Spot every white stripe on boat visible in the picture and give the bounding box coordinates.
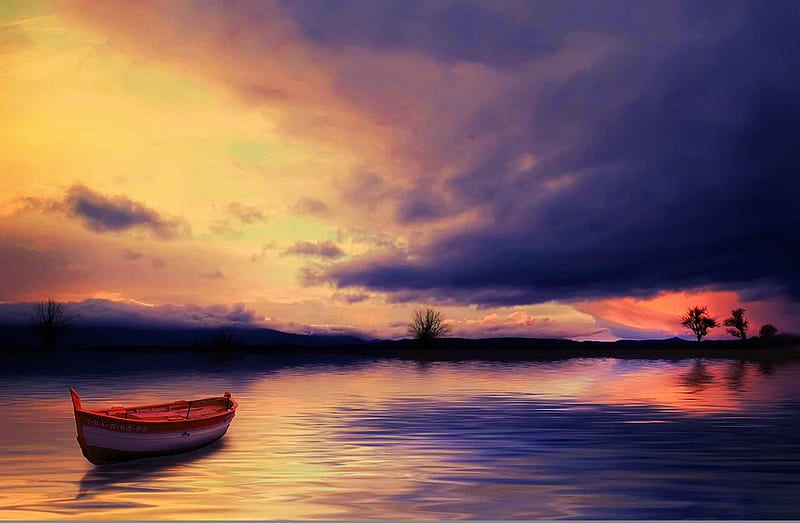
[82,420,232,453]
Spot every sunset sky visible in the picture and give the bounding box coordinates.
[1,0,798,340]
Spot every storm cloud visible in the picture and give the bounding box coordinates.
[308,1,800,305]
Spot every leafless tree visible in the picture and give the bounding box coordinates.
[33,299,69,350]
[723,308,749,340]
[408,308,451,349]
[680,306,717,342]
[759,324,778,338]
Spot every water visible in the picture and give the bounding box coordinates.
[1,354,799,519]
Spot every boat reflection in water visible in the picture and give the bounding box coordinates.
[75,439,226,501]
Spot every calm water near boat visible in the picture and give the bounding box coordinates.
[1,354,800,519]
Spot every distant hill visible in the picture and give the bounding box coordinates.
[0,324,371,350]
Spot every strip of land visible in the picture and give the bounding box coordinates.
[3,335,799,368]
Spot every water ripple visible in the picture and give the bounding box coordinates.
[1,357,799,518]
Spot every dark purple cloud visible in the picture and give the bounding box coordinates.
[283,240,345,259]
[65,184,188,239]
[395,190,450,224]
[0,299,256,328]
[312,1,800,306]
[280,0,689,67]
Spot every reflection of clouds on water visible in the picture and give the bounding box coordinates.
[326,394,800,519]
[2,358,800,519]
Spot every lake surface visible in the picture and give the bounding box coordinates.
[1,355,800,519]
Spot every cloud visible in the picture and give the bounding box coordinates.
[58,1,800,309]
[331,291,371,304]
[122,248,166,269]
[210,201,269,237]
[294,197,331,217]
[307,2,800,306]
[0,242,81,301]
[395,190,450,224]
[250,242,277,262]
[122,249,143,261]
[0,299,257,328]
[340,171,394,207]
[201,270,226,280]
[283,240,345,259]
[574,290,800,340]
[447,310,605,339]
[226,201,266,224]
[336,228,405,251]
[209,219,242,239]
[63,184,189,239]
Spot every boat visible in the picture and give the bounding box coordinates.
[69,388,237,465]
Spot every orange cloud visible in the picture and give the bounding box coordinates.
[575,290,793,339]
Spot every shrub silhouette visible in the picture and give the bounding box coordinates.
[680,306,717,342]
[759,324,778,338]
[723,308,749,340]
[408,308,451,349]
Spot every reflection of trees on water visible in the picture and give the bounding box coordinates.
[680,359,715,392]
[757,360,775,376]
[678,359,795,396]
[724,361,748,392]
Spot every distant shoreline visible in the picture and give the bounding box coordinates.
[261,336,800,362]
[3,336,799,369]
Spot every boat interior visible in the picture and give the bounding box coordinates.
[97,396,233,421]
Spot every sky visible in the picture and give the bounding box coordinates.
[1,0,798,340]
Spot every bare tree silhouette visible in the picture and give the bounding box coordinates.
[680,306,717,342]
[408,308,451,349]
[33,299,69,350]
[759,324,778,338]
[723,308,749,340]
